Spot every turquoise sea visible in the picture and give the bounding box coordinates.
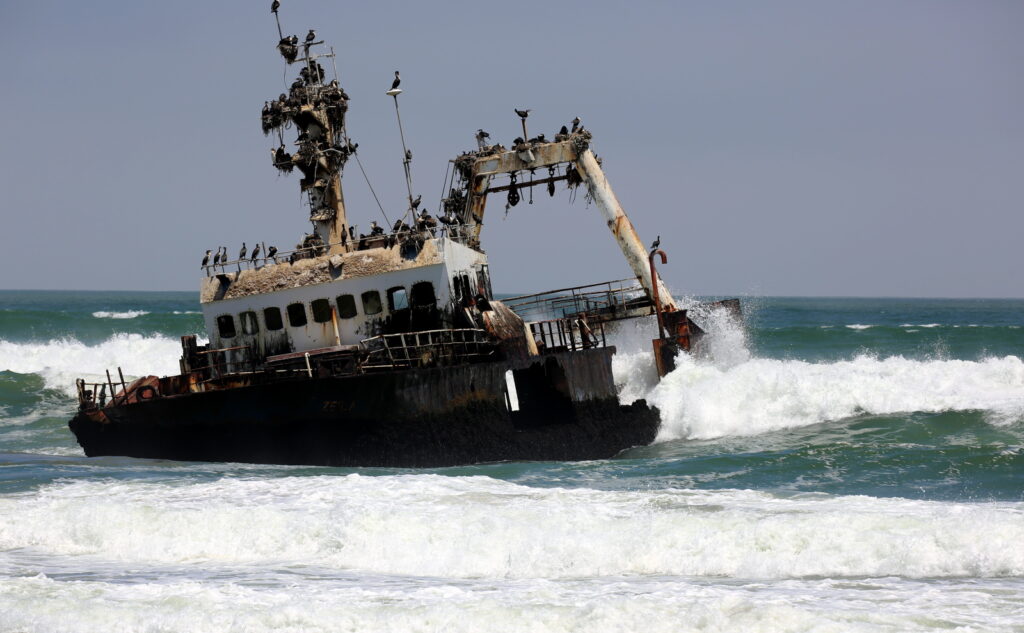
[0,290,1022,632]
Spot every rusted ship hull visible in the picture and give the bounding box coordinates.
[69,348,659,467]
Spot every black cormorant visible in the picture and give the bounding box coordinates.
[515,108,531,119]
[305,29,316,43]
[267,246,278,262]
[238,243,247,261]
[651,235,660,251]
[391,71,401,90]
[201,250,211,268]
[410,194,421,210]
[271,0,280,13]
[571,116,581,133]
[250,244,261,262]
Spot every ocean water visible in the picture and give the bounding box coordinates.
[0,290,1022,632]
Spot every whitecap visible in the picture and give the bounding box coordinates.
[92,310,150,319]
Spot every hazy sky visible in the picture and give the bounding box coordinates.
[0,1,1020,297]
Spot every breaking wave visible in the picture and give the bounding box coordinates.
[610,312,1024,441]
[0,334,188,395]
[91,310,150,319]
[1,476,1021,579]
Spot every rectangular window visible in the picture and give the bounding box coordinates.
[239,311,259,335]
[263,307,283,331]
[216,314,236,338]
[287,302,308,327]
[387,286,409,311]
[411,281,436,308]
[361,290,382,315]
[311,298,332,323]
[337,294,357,319]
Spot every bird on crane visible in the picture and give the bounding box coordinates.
[305,29,316,43]
[476,129,490,144]
[410,194,422,210]
[238,243,247,261]
[651,235,661,251]
[201,250,211,268]
[391,71,401,90]
[271,0,280,13]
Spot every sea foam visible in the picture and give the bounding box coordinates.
[609,313,1024,440]
[0,334,189,395]
[1,476,1021,580]
[91,310,150,319]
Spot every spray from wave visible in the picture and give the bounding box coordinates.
[1,476,1021,579]
[609,307,1024,441]
[0,334,190,395]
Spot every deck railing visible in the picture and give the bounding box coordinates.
[503,278,653,322]
[361,328,495,369]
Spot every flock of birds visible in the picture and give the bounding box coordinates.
[201,244,279,269]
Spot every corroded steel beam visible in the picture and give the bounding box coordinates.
[573,149,676,312]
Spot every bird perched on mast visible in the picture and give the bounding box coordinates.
[305,29,316,44]
[391,71,401,90]
[271,0,280,13]
[515,108,531,140]
[650,235,661,251]
[475,129,490,149]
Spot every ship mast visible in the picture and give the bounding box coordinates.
[262,21,354,255]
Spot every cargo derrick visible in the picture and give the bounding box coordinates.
[451,132,735,375]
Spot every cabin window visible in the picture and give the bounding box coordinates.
[239,311,260,335]
[387,286,409,311]
[216,315,236,338]
[411,281,436,308]
[337,294,357,319]
[263,307,283,331]
[287,302,308,327]
[361,290,382,315]
[476,264,492,299]
[311,298,333,323]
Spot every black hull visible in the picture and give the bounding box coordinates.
[69,350,659,467]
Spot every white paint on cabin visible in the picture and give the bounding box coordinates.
[201,237,490,359]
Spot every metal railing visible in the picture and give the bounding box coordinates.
[361,328,495,369]
[503,278,652,322]
[201,226,474,277]
[528,316,606,353]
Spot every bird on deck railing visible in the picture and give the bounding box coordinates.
[201,250,211,268]
[651,235,661,251]
[391,71,401,90]
[250,244,261,262]
[238,243,247,261]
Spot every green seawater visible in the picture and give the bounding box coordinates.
[0,291,1022,632]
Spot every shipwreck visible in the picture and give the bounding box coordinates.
[69,8,740,467]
